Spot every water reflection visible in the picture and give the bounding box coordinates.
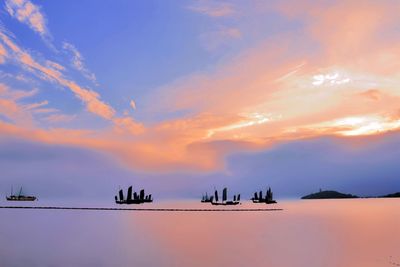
[0,199,399,267]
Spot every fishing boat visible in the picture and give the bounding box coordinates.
[211,187,240,206]
[6,186,37,201]
[252,187,277,204]
[115,186,153,204]
[201,192,214,203]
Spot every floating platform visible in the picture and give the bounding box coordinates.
[0,206,282,212]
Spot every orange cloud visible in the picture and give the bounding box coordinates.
[2,0,400,173]
[0,83,39,126]
[358,89,382,101]
[46,60,65,71]
[5,0,48,36]
[0,31,115,120]
[0,44,6,63]
[113,117,145,135]
[62,42,97,84]
[143,0,400,158]
[1,30,147,136]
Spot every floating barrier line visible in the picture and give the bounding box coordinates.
[0,206,283,212]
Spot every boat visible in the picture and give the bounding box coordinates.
[6,186,37,201]
[210,188,240,206]
[201,192,214,203]
[115,186,153,204]
[251,187,277,204]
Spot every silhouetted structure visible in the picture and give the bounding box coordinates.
[379,192,400,198]
[115,186,153,204]
[210,188,240,206]
[6,186,36,201]
[252,187,277,204]
[201,192,214,203]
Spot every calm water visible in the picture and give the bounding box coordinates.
[0,199,399,267]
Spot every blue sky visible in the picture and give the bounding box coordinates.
[1,0,400,199]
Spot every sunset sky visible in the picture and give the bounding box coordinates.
[1,0,400,199]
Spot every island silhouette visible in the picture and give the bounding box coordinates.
[302,189,400,199]
[301,190,358,199]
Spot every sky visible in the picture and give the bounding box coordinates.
[1,0,400,200]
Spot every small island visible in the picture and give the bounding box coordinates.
[301,190,359,199]
[379,192,400,198]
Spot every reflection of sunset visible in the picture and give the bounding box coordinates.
[124,200,400,267]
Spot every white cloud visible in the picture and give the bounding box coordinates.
[312,72,351,86]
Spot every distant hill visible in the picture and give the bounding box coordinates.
[379,192,400,198]
[301,190,359,199]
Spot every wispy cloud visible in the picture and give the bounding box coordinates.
[150,0,400,150]
[187,1,235,17]
[199,26,241,50]
[62,42,97,84]
[2,0,400,173]
[1,25,144,137]
[113,116,145,135]
[5,0,49,38]
[130,100,136,110]
[0,85,38,101]
[22,100,48,111]
[45,60,65,71]
[0,43,6,63]
[44,113,76,123]
[0,30,115,120]
[0,83,42,125]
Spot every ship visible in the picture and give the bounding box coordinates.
[6,186,37,201]
[251,187,277,204]
[210,187,240,206]
[115,186,153,204]
[201,192,214,203]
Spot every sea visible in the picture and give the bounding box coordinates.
[0,198,399,267]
